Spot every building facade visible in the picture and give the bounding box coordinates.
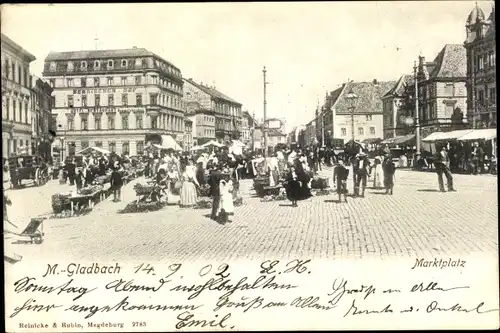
[43,47,185,157]
[184,98,215,145]
[415,45,468,138]
[184,117,193,151]
[241,111,255,148]
[183,78,242,144]
[304,119,317,146]
[30,76,53,158]
[1,34,36,158]
[464,4,496,129]
[382,74,413,139]
[318,80,395,145]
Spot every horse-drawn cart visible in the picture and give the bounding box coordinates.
[8,155,50,188]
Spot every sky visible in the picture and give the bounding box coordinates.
[1,1,494,131]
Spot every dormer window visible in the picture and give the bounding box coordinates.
[107,60,114,69]
[121,59,128,67]
[67,62,74,72]
[49,62,57,71]
[81,61,87,69]
[94,60,101,70]
[135,58,142,67]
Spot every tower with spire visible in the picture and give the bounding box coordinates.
[464,1,496,129]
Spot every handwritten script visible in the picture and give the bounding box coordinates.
[5,259,499,330]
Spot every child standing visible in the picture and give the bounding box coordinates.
[333,160,350,203]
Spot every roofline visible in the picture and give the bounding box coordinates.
[1,33,36,62]
[45,48,180,71]
[184,78,242,106]
[329,83,348,112]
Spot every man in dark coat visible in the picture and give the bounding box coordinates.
[471,142,484,175]
[434,145,456,192]
[208,164,222,221]
[382,150,396,195]
[353,151,371,197]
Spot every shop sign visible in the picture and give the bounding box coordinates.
[70,107,145,114]
[72,87,137,94]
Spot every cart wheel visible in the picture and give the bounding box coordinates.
[34,237,43,244]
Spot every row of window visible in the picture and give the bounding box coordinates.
[49,57,181,77]
[64,92,183,109]
[56,75,182,92]
[4,138,32,156]
[474,51,496,72]
[202,129,215,137]
[65,114,184,132]
[475,87,497,106]
[2,97,30,124]
[1,58,30,88]
[340,126,376,136]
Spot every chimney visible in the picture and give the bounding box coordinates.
[133,46,137,49]
[373,79,378,85]
[419,56,425,66]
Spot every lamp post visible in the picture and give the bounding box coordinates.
[345,88,359,151]
[413,61,421,161]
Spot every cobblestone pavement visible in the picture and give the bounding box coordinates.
[5,168,498,262]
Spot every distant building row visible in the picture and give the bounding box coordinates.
[2,34,53,158]
[2,35,246,158]
[294,4,496,148]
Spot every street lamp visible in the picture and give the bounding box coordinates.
[345,88,358,149]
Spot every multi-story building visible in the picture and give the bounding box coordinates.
[43,47,185,157]
[415,45,468,138]
[183,78,242,144]
[1,33,36,157]
[30,75,53,158]
[304,119,317,146]
[464,4,496,128]
[184,117,193,151]
[318,80,395,145]
[185,100,216,145]
[241,111,255,148]
[382,74,414,139]
[287,125,305,146]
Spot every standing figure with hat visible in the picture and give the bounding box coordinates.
[434,144,456,192]
[353,150,371,198]
[110,161,124,202]
[333,159,350,203]
[382,148,396,195]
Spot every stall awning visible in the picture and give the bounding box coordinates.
[362,138,382,144]
[161,135,183,151]
[423,130,474,142]
[202,140,224,148]
[422,132,447,142]
[380,137,397,144]
[458,129,497,141]
[392,134,416,145]
[77,146,111,155]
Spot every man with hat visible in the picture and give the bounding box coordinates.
[434,145,456,192]
[353,150,371,198]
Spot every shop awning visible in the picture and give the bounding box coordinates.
[76,147,111,155]
[201,140,224,148]
[422,132,447,142]
[161,135,183,151]
[458,129,497,141]
[392,134,416,145]
[362,138,382,144]
[380,137,397,144]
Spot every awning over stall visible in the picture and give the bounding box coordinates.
[161,135,183,151]
[458,129,497,141]
[422,130,474,142]
[392,134,416,145]
[76,147,111,155]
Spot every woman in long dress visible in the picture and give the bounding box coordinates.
[179,159,199,208]
[218,179,234,222]
[372,156,384,189]
[284,166,301,207]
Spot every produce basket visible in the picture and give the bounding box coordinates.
[134,183,155,196]
[51,194,71,214]
[198,184,211,197]
[119,201,166,214]
[311,177,329,189]
[195,197,212,209]
[78,185,103,195]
